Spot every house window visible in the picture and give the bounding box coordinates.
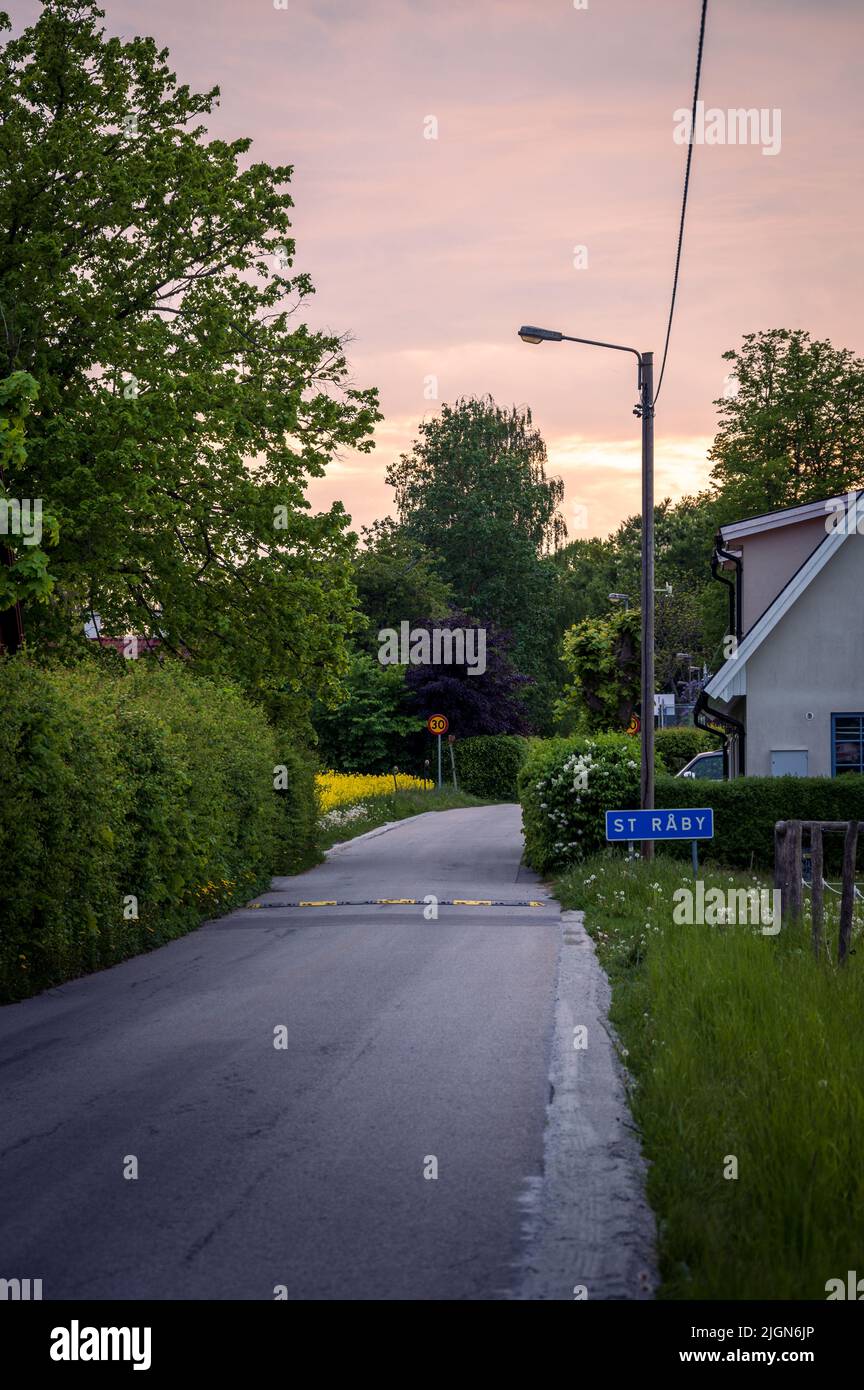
[832,714,864,775]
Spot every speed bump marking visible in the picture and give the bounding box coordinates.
[248,898,548,909]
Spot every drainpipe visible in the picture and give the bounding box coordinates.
[694,690,745,778]
[711,531,742,642]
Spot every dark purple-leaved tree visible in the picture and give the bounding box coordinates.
[404,615,533,737]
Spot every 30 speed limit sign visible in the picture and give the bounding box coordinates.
[427,714,449,736]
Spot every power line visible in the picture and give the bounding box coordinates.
[653,0,709,407]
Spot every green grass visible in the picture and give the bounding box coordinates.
[316,787,491,851]
[554,851,864,1299]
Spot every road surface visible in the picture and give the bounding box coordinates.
[1,806,568,1300]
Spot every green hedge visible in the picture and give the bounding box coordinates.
[519,730,864,873]
[0,659,319,1001]
[447,728,708,801]
[654,773,864,871]
[453,734,528,800]
[654,726,719,774]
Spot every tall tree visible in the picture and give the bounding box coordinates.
[0,1,379,715]
[387,397,565,622]
[386,396,565,728]
[352,518,452,655]
[709,329,864,517]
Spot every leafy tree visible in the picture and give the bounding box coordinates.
[609,495,722,596]
[312,651,421,773]
[553,535,620,636]
[0,1,379,715]
[553,494,728,677]
[352,518,451,655]
[654,587,707,692]
[404,614,532,738]
[556,608,641,733]
[386,396,566,729]
[0,371,59,650]
[709,329,864,516]
[387,398,566,600]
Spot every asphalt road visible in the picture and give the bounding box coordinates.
[0,805,565,1301]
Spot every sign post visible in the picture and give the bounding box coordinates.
[448,733,458,791]
[426,714,449,790]
[605,807,714,880]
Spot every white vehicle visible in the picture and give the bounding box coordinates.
[676,749,725,780]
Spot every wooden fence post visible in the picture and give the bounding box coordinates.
[775,821,789,930]
[774,821,786,893]
[781,820,802,930]
[789,820,803,924]
[810,825,824,961]
[838,820,859,965]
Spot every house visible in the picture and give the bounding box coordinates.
[84,614,163,658]
[697,491,864,778]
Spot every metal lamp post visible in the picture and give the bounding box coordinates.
[517,326,655,858]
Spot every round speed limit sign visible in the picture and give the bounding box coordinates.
[427,714,449,736]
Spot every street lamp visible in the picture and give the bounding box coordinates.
[518,327,564,344]
[676,651,700,679]
[518,323,656,858]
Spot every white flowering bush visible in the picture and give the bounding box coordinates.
[320,802,374,830]
[519,733,640,871]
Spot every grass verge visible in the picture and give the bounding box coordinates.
[317,787,492,851]
[554,850,864,1299]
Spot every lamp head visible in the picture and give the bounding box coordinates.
[518,325,563,345]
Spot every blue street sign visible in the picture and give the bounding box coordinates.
[605,808,714,841]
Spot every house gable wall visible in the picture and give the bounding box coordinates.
[744,532,864,777]
[736,514,828,635]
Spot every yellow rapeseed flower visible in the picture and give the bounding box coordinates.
[316,771,433,812]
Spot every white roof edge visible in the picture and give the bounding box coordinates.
[721,491,861,542]
[705,524,851,701]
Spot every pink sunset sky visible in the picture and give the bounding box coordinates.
[20,0,864,539]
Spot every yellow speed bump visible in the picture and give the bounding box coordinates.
[249,897,548,910]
